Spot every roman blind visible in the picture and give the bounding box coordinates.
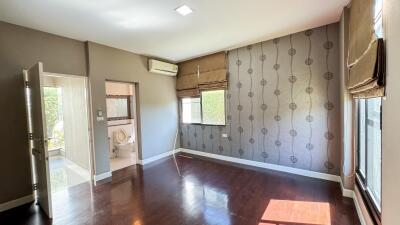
[347,0,385,98]
[176,52,228,97]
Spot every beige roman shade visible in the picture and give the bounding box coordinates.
[176,52,228,97]
[347,0,385,98]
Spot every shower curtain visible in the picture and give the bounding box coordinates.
[59,77,90,170]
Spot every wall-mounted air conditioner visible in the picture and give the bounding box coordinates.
[148,59,178,76]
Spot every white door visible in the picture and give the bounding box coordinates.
[23,62,53,218]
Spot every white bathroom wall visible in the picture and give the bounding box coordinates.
[56,75,91,170]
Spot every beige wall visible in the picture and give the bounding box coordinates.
[381,0,400,224]
[0,21,87,204]
[87,42,179,175]
[339,8,355,190]
[0,21,178,204]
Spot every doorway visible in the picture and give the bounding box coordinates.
[24,62,94,218]
[105,81,139,171]
[42,74,92,193]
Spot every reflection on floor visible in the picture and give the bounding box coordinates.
[109,152,136,172]
[0,155,361,225]
[49,156,90,193]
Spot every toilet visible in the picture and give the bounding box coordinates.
[113,128,134,158]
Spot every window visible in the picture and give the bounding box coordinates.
[201,90,226,125]
[182,97,201,124]
[356,97,382,219]
[106,95,131,120]
[181,90,226,125]
[374,0,383,38]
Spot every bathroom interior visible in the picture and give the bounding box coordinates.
[43,74,91,193]
[105,81,138,172]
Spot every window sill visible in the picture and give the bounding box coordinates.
[182,123,226,126]
[355,174,381,225]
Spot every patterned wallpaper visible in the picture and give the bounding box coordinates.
[180,23,340,175]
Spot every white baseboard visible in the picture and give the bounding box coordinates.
[339,178,355,198]
[94,171,112,183]
[138,150,175,165]
[0,194,34,213]
[353,190,366,225]
[178,148,341,182]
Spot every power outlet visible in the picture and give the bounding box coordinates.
[222,133,228,138]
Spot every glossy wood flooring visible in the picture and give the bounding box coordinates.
[0,154,360,225]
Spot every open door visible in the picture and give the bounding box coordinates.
[23,62,53,218]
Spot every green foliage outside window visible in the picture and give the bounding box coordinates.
[44,87,64,150]
[201,90,226,125]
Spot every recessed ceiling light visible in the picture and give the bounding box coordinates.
[175,5,193,16]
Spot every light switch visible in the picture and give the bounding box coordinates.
[222,133,228,138]
[97,109,103,117]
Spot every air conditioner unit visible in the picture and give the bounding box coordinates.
[148,59,178,76]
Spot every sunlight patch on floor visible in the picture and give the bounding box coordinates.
[260,199,331,225]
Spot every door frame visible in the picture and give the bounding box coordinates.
[104,80,142,168]
[42,72,95,183]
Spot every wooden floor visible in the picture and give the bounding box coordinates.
[0,154,360,225]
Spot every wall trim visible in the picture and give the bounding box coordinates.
[0,194,34,213]
[339,180,366,225]
[353,190,367,225]
[340,178,355,198]
[94,171,112,182]
[138,150,175,165]
[178,148,341,182]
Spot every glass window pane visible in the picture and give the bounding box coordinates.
[358,99,366,178]
[106,97,130,119]
[366,97,382,210]
[201,90,226,125]
[182,98,201,124]
[374,0,383,38]
[44,87,65,150]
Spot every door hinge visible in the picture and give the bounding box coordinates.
[25,81,30,88]
[28,133,33,140]
[32,183,38,191]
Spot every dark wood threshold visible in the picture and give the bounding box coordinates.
[355,178,381,225]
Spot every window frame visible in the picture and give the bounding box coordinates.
[355,98,382,225]
[180,90,226,126]
[181,96,202,125]
[106,95,132,121]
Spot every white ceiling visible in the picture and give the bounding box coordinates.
[0,0,349,62]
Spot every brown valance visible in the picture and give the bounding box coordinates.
[348,0,375,67]
[177,88,200,98]
[347,0,385,98]
[176,52,228,97]
[348,39,385,98]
